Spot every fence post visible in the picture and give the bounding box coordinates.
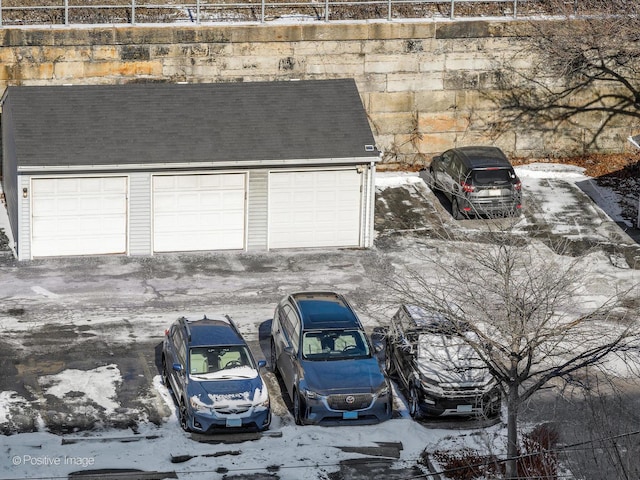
[65,0,69,25]
[0,0,2,28]
[387,0,391,21]
[131,0,136,25]
[261,0,265,22]
[325,0,329,22]
[450,0,455,19]
[196,0,201,24]
[513,0,517,18]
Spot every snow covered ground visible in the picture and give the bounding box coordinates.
[0,163,639,479]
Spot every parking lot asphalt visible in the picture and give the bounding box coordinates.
[1,169,639,479]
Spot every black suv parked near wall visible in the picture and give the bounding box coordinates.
[422,146,522,219]
[383,304,501,418]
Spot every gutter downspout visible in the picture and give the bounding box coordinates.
[364,159,377,248]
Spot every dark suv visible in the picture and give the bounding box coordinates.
[383,305,501,418]
[270,291,392,425]
[423,146,522,219]
[162,314,271,433]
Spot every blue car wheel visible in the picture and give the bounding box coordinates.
[179,402,190,432]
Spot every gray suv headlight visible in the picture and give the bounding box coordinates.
[302,388,320,400]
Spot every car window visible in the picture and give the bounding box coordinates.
[282,304,299,354]
[390,312,405,340]
[472,169,513,185]
[189,346,253,375]
[450,156,467,180]
[301,329,370,360]
[398,311,413,336]
[174,328,186,366]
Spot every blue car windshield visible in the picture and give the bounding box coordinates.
[301,329,370,360]
[189,346,253,375]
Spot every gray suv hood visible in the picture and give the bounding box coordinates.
[301,357,385,394]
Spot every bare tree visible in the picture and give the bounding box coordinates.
[489,0,640,151]
[373,226,639,478]
[535,372,640,480]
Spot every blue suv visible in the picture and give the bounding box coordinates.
[162,314,271,433]
[270,292,392,425]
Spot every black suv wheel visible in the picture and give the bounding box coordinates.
[408,384,420,418]
[451,198,463,220]
[384,346,395,377]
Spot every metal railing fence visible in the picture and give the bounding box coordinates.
[0,0,584,27]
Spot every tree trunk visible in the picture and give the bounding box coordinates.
[505,383,519,478]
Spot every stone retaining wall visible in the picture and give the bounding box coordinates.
[1,20,636,163]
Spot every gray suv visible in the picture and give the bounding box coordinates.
[270,291,392,426]
[423,146,522,219]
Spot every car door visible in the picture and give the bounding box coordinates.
[443,153,465,201]
[271,305,288,378]
[166,326,187,397]
[434,150,456,199]
[386,314,400,370]
[395,312,417,389]
[275,304,299,399]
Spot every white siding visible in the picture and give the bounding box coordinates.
[247,170,268,250]
[129,172,152,256]
[17,175,31,261]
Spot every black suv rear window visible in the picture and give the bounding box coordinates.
[472,169,514,185]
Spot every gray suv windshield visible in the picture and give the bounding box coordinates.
[301,329,370,360]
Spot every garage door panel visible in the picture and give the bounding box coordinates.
[31,177,128,257]
[269,170,362,249]
[153,173,246,253]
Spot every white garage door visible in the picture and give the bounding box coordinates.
[31,177,128,257]
[153,173,246,252]
[269,170,362,248]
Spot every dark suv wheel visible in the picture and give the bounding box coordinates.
[428,169,438,192]
[451,198,463,220]
[293,389,305,425]
[408,384,420,418]
[270,338,278,374]
[384,346,395,377]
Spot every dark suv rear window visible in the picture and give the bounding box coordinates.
[472,168,514,185]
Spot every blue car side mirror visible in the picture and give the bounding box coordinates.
[172,363,183,373]
[257,360,267,369]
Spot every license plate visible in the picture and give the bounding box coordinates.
[343,411,358,420]
[457,404,473,413]
[488,189,502,196]
[226,418,242,427]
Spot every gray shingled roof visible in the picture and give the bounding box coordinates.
[4,79,379,168]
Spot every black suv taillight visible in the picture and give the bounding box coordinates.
[460,181,475,193]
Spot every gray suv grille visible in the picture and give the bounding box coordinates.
[328,394,373,411]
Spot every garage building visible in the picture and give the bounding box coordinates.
[1,80,379,260]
